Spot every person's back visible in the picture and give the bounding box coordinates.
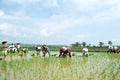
[66,47,71,53]
[113,46,118,53]
[82,48,88,56]
[9,43,16,53]
[113,46,118,50]
[16,44,20,49]
[2,43,8,51]
[108,46,113,50]
[62,47,67,52]
[42,45,50,57]
[1,41,8,60]
[16,43,21,52]
[37,47,41,49]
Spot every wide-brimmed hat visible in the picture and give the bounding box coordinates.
[2,41,7,44]
[17,43,20,45]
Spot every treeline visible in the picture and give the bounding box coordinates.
[71,41,113,47]
[25,40,120,52]
[23,45,119,52]
[0,40,120,52]
[70,41,120,52]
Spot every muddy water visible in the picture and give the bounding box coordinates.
[29,51,84,57]
[0,51,97,61]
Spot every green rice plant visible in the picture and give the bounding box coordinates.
[0,52,120,80]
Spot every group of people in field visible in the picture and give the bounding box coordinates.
[36,46,89,58]
[1,41,119,60]
[36,45,50,57]
[1,41,28,60]
[1,41,52,60]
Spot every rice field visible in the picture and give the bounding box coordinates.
[0,52,120,80]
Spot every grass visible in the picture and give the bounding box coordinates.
[0,52,120,80]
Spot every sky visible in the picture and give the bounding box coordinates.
[0,0,120,45]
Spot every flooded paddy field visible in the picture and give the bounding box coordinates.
[0,51,120,80]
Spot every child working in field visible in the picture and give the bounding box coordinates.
[1,41,8,60]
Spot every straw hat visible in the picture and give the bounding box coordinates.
[2,41,7,44]
[17,43,20,45]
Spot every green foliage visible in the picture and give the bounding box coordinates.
[99,42,104,47]
[0,53,120,80]
[72,53,76,56]
[108,40,112,46]
[82,42,87,47]
[71,42,81,47]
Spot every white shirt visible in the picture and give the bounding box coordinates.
[9,45,15,48]
[17,45,20,48]
[37,47,41,49]
[62,47,67,51]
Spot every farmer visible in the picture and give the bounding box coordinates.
[107,46,119,53]
[9,43,16,53]
[59,46,71,58]
[9,43,17,60]
[36,46,41,56]
[1,41,8,60]
[82,48,88,56]
[107,46,113,53]
[22,48,28,58]
[16,43,21,53]
[113,46,118,53]
[42,45,50,57]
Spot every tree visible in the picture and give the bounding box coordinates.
[108,40,112,46]
[75,42,81,47]
[99,42,104,47]
[75,42,80,47]
[82,42,87,47]
[71,42,81,47]
[71,44,76,47]
[87,44,91,47]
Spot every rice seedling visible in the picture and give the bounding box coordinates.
[0,52,120,80]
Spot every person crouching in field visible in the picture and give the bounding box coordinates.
[107,46,119,53]
[59,47,71,58]
[82,48,89,56]
[107,46,113,53]
[1,41,8,60]
[9,43,17,53]
[16,43,21,53]
[21,48,28,59]
[42,45,50,57]
[36,46,41,56]
[9,43,17,60]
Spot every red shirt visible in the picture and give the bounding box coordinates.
[60,47,71,54]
